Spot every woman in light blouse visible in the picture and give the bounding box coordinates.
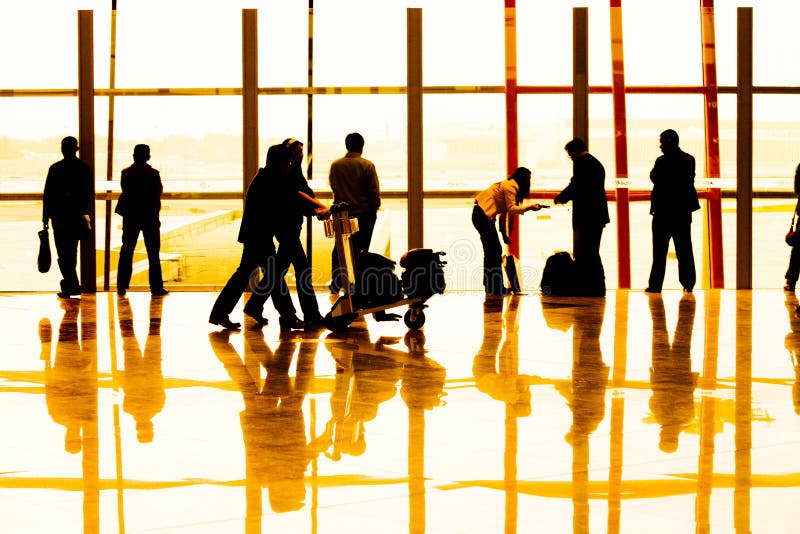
[472,167,543,296]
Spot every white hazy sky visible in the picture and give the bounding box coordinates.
[1,0,799,141]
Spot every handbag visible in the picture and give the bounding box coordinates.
[37,227,51,273]
[788,207,800,247]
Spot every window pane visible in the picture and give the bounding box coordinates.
[622,0,701,85]
[0,98,78,189]
[314,1,406,87]
[309,95,406,190]
[425,94,505,189]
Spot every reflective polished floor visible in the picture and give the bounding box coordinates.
[2,290,800,533]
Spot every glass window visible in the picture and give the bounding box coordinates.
[518,95,574,187]
[517,3,574,86]
[622,0,701,86]
[108,96,242,192]
[113,1,244,88]
[417,0,503,86]
[425,94,505,190]
[313,1,407,87]
[0,98,78,188]
[309,94,406,189]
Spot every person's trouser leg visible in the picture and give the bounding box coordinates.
[117,218,140,291]
[53,220,80,293]
[246,241,297,319]
[786,243,800,285]
[211,245,261,318]
[574,226,605,295]
[672,220,696,291]
[648,218,670,291]
[472,205,503,294]
[142,220,164,291]
[277,230,319,319]
[353,211,377,254]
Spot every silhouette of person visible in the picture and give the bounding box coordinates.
[209,144,304,331]
[562,300,609,445]
[42,136,93,299]
[400,330,447,412]
[322,329,405,460]
[472,297,534,416]
[44,298,97,453]
[272,138,325,327]
[645,129,701,294]
[118,296,166,443]
[784,292,800,414]
[784,163,800,291]
[242,142,330,331]
[472,167,542,296]
[554,138,609,297]
[209,327,321,513]
[328,132,382,295]
[648,293,698,452]
[115,144,169,296]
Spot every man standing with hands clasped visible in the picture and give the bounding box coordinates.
[645,129,700,294]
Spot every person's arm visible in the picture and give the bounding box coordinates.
[42,167,53,227]
[367,162,381,211]
[554,179,574,205]
[297,190,329,216]
[499,213,510,244]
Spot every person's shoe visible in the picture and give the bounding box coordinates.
[644,287,661,293]
[209,313,241,330]
[303,313,325,329]
[243,306,269,326]
[279,316,307,332]
[784,281,796,292]
[151,288,169,296]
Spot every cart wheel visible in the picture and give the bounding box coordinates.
[404,308,426,330]
[324,312,356,332]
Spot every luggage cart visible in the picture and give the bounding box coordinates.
[323,203,446,332]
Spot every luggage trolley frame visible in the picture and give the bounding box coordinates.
[323,204,445,332]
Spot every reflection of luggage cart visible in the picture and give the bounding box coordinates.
[323,203,446,332]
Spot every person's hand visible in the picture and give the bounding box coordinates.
[527,203,542,212]
[314,207,331,220]
[501,233,511,245]
[82,214,92,231]
[42,220,48,230]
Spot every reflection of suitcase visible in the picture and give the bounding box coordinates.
[540,251,575,296]
[503,246,521,294]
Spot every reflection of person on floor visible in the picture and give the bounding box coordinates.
[472,297,534,416]
[118,296,166,443]
[43,299,97,453]
[648,293,697,452]
[401,330,447,411]
[562,300,609,445]
[209,328,320,512]
[322,330,405,459]
[784,292,800,414]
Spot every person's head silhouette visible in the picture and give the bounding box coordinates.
[133,144,151,163]
[61,136,78,158]
[659,129,680,154]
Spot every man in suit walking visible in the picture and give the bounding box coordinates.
[645,129,700,294]
[115,144,168,296]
